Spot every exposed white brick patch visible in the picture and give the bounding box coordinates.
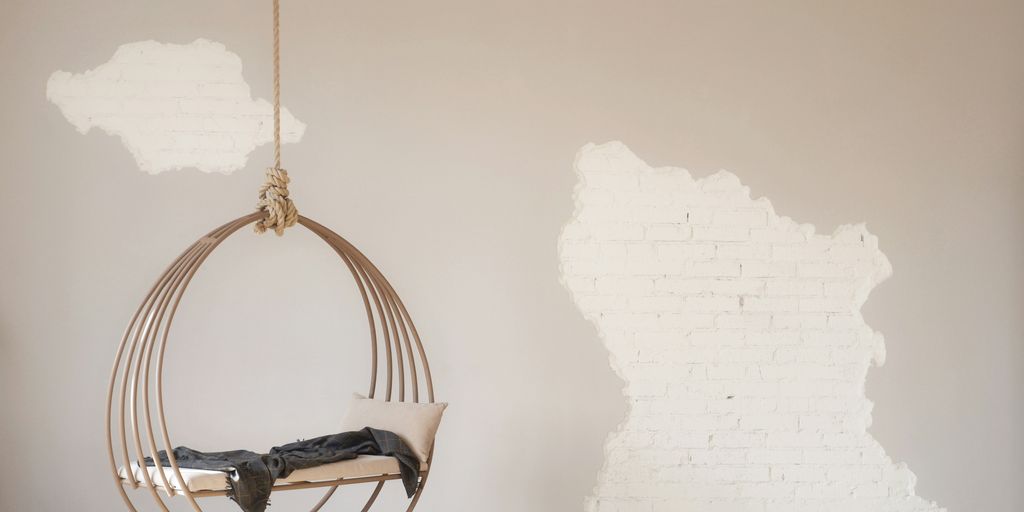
[559,142,944,512]
[46,39,305,174]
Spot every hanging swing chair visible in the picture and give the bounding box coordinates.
[105,2,439,511]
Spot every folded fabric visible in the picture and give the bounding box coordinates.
[146,427,419,512]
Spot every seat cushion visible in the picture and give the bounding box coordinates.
[119,455,426,493]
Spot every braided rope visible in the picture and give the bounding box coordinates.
[256,0,297,236]
[271,0,282,170]
[255,166,298,235]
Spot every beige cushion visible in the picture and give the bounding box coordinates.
[118,455,427,492]
[340,394,447,463]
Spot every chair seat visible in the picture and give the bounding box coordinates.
[119,456,426,493]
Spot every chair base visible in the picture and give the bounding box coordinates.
[120,470,427,511]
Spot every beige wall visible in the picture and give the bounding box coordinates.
[1,1,1021,511]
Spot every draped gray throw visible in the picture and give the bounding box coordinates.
[147,427,420,512]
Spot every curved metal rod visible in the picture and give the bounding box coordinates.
[119,247,194,488]
[122,242,210,509]
[336,241,394,400]
[187,473,408,498]
[361,481,386,511]
[108,215,244,511]
[301,238,385,509]
[154,214,259,512]
[389,291,434,404]
[302,217,397,401]
[333,248,387,399]
[299,216,431,402]
[109,212,437,512]
[308,484,338,512]
[366,269,433,404]
[354,250,404,402]
[313,230,381,399]
[379,275,419,402]
[405,472,430,512]
[360,254,430,403]
[107,241,202,511]
[299,221,407,512]
[358,257,411,403]
[306,220,395,401]
[138,244,212,498]
[405,445,435,512]
[305,476,384,512]
[129,244,208,507]
[300,216,435,403]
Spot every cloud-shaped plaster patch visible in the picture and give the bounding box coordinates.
[47,39,305,174]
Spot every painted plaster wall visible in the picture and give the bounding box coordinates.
[1,2,1022,512]
[560,142,942,511]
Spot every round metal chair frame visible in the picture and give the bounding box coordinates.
[105,212,436,512]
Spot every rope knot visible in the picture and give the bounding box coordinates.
[255,166,298,235]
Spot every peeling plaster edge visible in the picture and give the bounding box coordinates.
[556,142,631,503]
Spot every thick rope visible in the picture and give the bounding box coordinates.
[271,0,282,170]
[255,167,298,235]
[255,0,297,235]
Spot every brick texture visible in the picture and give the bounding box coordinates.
[559,142,944,512]
[46,39,305,174]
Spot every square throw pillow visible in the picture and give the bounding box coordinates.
[340,394,447,463]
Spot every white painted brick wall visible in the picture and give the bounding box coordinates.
[559,142,944,512]
[46,39,305,174]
